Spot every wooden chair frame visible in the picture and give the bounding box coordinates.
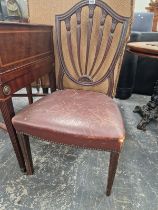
[13,0,134,196]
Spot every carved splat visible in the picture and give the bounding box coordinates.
[55,0,130,96]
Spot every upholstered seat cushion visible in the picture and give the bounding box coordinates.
[12,89,125,152]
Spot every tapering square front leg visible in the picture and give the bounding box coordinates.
[19,134,34,175]
[106,152,119,196]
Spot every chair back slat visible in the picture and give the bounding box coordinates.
[91,18,117,79]
[85,5,95,74]
[65,17,80,77]
[76,8,83,75]
[89,9,107,76]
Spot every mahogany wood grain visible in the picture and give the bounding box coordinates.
[0,98,26,171]
[0,22,56,171]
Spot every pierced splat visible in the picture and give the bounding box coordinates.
[56,0,130,95]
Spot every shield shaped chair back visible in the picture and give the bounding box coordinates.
[55,0,134,97]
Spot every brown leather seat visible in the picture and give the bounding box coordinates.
[12,89,125,152]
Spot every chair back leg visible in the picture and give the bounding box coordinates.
[19,133,34,175]
[26,86,33,104]
[106,152,119,196]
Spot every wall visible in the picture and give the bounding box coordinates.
[135,0,150,11]
[17,0,29,18]
[28,0,133,25]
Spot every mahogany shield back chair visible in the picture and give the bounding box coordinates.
[12,0,134,196]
